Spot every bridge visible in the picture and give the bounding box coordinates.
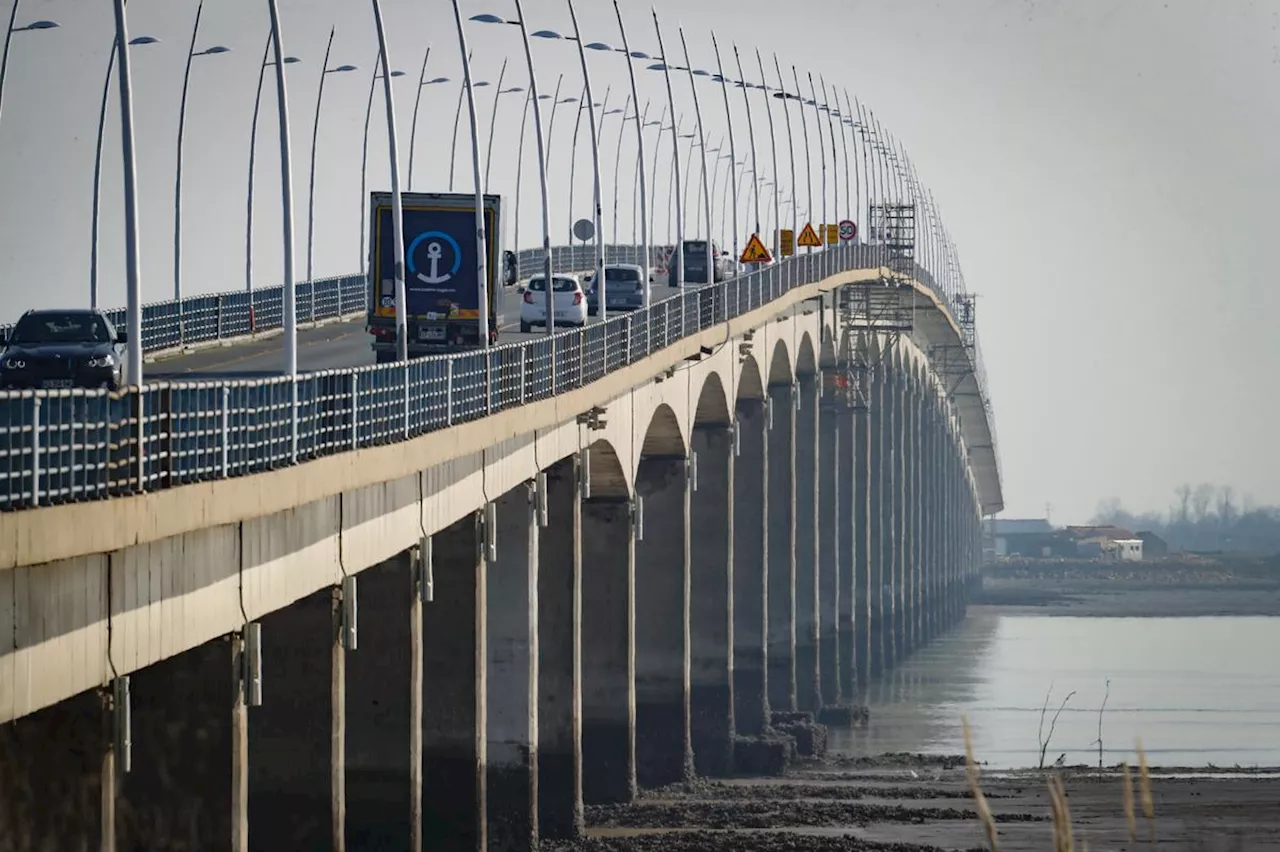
[0,6,1001,850]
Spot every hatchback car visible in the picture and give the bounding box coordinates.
[668,239,733,285]
[0,308,127,390]
[519,274,588,332]
[585,264,652,315]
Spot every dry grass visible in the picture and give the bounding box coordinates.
[965,725,1157,851]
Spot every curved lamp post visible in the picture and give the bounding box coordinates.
[0,10,58,137]
[109,0,143,390]
[729,44,761,248]
[770,53,799,246]
[709,36,740,264]
[92,34,159,309]
[307,32,358,301]
[677,27,713,287]
[174,1,231,310]
[470,6,555,336]
[512,87,557,257]
[449,71,489,191]
[246,33,302,296]
[532,3,606,319]
[369,0,408,361]
[485,80,524,190]
[647,14,684,289]
[447,0,492,350]
[359,63,405,272]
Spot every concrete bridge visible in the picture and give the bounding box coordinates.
[0,246,1000,850]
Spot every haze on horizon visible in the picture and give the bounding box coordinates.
[0,0,1274,524]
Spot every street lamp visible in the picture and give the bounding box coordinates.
[449,72,490,191]
[768,54,800,251]
[485,77,524,191]
[92,35,160,310]
[513,86,558,258]
[370,0,409,362]
[107,0,143,391]
[246,33,302,297]
[0,7,58,132]
[359,63,405,273]
[646,14,683,289]
[174,1,232,310]
[449,0,492,350]
[469,6,555,337]
[307,30,357,299]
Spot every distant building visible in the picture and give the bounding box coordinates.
[1064,524,1136,542]
[984,519,1077,558]
[1137,531,1169,558]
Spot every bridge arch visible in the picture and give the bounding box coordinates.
[735,348,765,402]
[796,332,818,378]
[585,437,630,499]
[692,371,732,428]
[767,338,793,388]
[639,403,686,460]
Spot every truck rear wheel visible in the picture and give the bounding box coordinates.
[520,321,531,333]
[375,349,395,364]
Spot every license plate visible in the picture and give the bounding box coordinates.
[41,379,73,389]
[418,326,446,341]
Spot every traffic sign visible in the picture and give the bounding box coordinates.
[838,219,857,242]
[825,224,839,245]
[797,222,822,248]
[779,229,795,257]
[572,218,595,241]
[739,232,772,264]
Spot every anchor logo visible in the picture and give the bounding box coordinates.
[407,230,463,285]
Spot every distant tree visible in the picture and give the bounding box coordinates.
[1173,484,1192,525]
[1191,484,1215,522]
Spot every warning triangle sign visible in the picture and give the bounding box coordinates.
[739,232,772,264]
[797,222,822,248]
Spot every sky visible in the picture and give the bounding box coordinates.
[1,0,1277,524]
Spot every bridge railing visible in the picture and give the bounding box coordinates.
[0,244,674,360]
[0,243,989,511]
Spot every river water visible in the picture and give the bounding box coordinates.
[829,607,1280,769]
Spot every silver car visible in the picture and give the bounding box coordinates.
[585,264,653,314]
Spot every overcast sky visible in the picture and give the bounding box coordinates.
[1,0,1276,523]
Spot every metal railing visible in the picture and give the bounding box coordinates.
[0,242,993,511]
[0,244,675,359]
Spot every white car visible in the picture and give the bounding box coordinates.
[519,273,588,332]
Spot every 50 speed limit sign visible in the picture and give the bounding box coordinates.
[837,220,857,242]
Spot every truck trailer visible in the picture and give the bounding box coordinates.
[366,190,508,362]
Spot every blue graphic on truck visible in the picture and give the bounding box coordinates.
[373,204,494,320]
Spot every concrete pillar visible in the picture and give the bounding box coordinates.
[422,513,486,848]
[0,688,108,850]
[888,367,904,670]
[634,454,693,788]
[487,484,539,852]
[837,397,858,700]
[766,382,796,714]
[117,639,235,850]
[923,404,939,644]
[537,457,583,838]
[902,383,919,656]
[868,364,886,678]
[249,587,341,850]
[853,363,872,691]
[580,493,636,804]
[345,556,412,850]
[910,389,925,652]
[733,398,770,736]
[689,424,735,777]
[793,374,821,715]
[816,375,841,708]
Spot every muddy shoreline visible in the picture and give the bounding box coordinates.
[976,572,1280,617]
[545,754,1280,851]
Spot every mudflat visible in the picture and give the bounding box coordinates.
[544,755,1280,851]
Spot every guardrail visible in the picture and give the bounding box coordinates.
[0,244,675,359]
[0,242,991,511]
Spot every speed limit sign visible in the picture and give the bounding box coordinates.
[838,219,857,242]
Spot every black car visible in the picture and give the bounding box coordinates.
[1,309,127,391]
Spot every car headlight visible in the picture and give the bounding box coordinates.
[2,358,25,369]
[87,353,117,368]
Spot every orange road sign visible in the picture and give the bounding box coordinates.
[825,224,839,245]
[779,229,795,257]
[797,222,822,248]
[740,232,773,263]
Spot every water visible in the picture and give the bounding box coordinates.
[829,608,1280,769]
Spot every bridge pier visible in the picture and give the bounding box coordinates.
[248,586,342,850]
[888,368,904,673]
[580,495,636,804]
[793,373,821,716]
[117,639,236,850]
[766,382,797,716]
[537,458,583,838]
[816,378,841,709]
[732,399,770,738]
[869,364,887,679]
[838,396,860,700]
[854,374,872,692]
[345,555,413,850]
[0,688,109,851]
[689,424,735,778]
[487,484,539,852]
[421,513,486,848]
[633,455,694,788]
[902,382,920,657]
